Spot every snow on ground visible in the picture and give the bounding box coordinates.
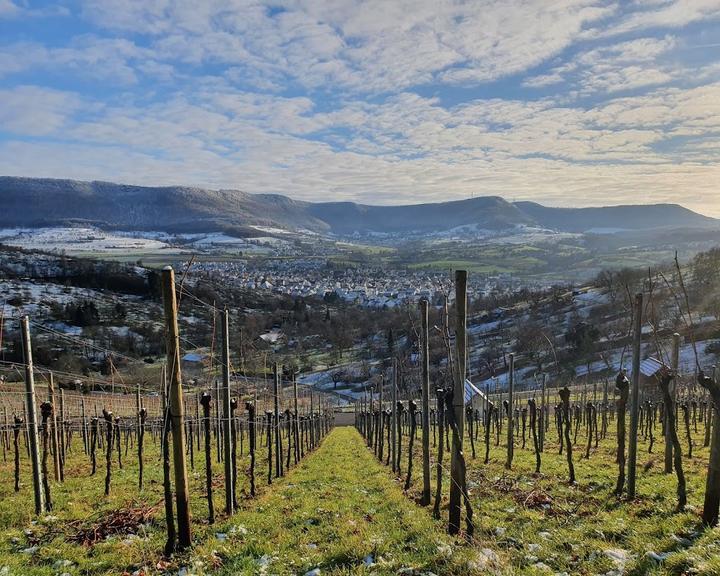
[0,227,181,255]
[250,225,293,235]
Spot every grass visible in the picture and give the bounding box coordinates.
[397,411,720,575]
[3,414,720,575]
[0,427,486,575]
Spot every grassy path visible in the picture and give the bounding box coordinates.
[191,427,489,575]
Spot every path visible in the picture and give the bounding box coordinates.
[194,427,489,575]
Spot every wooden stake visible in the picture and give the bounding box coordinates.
[47,373,61,482]
[200,392,215,523]
[161,266,192,549]
[274,363,281,477]
[221,309,234,515]
[627,292,643,499]
[391,359,398,473]
[20,316,44,515]
[506,353,514,470]
[449,270,467,536]
[420,299,431,506]
[665,334,680,473]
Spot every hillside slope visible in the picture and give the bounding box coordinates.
[1,176,716,236]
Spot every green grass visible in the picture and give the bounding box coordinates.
[3,416,720,575]
[0,427,486,575]
[397,414,720,575]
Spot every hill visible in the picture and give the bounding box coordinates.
[1,176,716,236]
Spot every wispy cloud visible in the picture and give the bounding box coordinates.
[0,1,719,215]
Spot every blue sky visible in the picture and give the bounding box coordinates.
[1,1,719,215]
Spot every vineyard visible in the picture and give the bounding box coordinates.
[1,266,720,575]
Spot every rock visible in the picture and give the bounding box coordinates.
[304,569,321,576]
[532,562,552,572]
[528,543,541,552]
[364,554,375,567]
[52,560,74,569]
[256,555,272,567]
[436,543,453,557]
[494,527,506,537]
[21,546,38,554]
[671,534,692,547]
[215,533,227,542]
[604,549,632,571]
[538,531,552,540]
[646,551,670,562]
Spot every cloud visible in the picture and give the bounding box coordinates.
[586,0,720,37]
[0,36,150,84]
[0,85,82,135]
[0,0,20,18]
[74,0,616,92]
[1,0,720,216]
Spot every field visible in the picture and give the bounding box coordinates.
[2,409,720,575]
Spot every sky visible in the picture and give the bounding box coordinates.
[0,1,719,215]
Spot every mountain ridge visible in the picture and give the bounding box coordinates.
[1,176,716,236]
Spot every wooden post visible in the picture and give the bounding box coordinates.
[138,407,147,490]
[160,367,176,556]
[20,316,44,515]
[391,360,398,473]
[246,401,256,497]
[420,299,431,506]
[433,388,445,519]
[103,409,113,495]
[14,416,23,492]
[47,373,61,483]
[293,373,300,465]
[215,380,221,463]
[200,393,215,523]
[161,266,192,549]
[540,372,546,452]
[449,270,467,535]
[274,363,281,477]
[59,389,66,468]
[627,292,643,499]
[81,398,88,457]
[665,334,680,474]
[221,309,234,515]
[39,402,53,511]
[506,353,515,469]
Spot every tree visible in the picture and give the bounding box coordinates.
[565,321,599,357]
[386,328,395,357]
